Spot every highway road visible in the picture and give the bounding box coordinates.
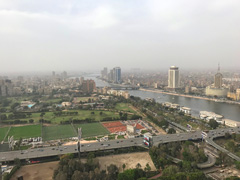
[205,126,240,161]
[197,149,216,169]
[0,137,144,162]
[1,127,240,163]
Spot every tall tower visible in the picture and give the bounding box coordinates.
[168,66,180,88]
[214,63,223,88]
[114,67,121,84]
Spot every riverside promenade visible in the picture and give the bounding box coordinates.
[140,88,240,105]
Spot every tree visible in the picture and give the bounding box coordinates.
[0,114,7,120]
[40,112,45,118]
[136,163,141,169]
[118,169,135,180]
[225,132,231,139]
[11,102,20,110]
[119,112,123,117]
[99,111,103,116]
[168,128,176,134]
[162,165,179,176]
[144,163,151,172]
[107,164,119,180]
[122,163,126,171]
[209,119,218,129]
[91,111,95,115]
[29,119,34,123]
[27,113,32,117]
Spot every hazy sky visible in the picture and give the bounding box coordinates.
[0,0,240,73]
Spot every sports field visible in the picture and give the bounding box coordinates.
[74,123,109,138]
[0,127,9,141]
[115,103,137,114]
[8,125,41,140]
[42,125,77,141]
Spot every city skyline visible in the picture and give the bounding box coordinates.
[0,0,240,73]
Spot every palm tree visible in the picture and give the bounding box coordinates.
[136,163,141,169]
[122,163,126,171]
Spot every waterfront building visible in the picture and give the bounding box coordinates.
[224,119,240,127]
[227,89,240,101]
[168,66,180,89]
[205,64,229,97]
[199,111,223,124]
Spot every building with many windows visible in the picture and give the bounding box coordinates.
[82,79,96,94]
[168,66,180,89]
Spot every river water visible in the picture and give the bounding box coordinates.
[84,75,240,121]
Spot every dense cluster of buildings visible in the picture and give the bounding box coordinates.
[101,67,121,84]
[97,86,130,99]
[0,72,97,97]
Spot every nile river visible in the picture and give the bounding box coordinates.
[84,75,240,122]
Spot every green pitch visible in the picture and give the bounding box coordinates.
[115,103,137,114]
[8,125,41,140]
[42,125,77,141]
[0,127,9,142]
[74,123,109,138]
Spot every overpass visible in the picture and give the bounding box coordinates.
[204,127,240,161]
[1,127,240,163]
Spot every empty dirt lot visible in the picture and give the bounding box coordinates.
[11,161,58,180]
[97,152,156,171]
[11,152,155,179]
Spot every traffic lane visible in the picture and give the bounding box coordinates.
[0,138,144,162]
[152,131,202,145]
[197,151,216,169]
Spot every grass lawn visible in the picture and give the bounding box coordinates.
[42,125,77,141]
[74,123,109,138]
[8,125,41,140]
[117,135,125,139]
[115,103,137,114]
[5,110,120,124]
[0,127,9,141]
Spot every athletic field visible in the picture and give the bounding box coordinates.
[42,125,77,141]
[0,127,9,142]
[7,125,41,140]
[74,123,109,138]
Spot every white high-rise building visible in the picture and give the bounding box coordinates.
[168,66,180,88]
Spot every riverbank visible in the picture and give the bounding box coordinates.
[140,88,240,106]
